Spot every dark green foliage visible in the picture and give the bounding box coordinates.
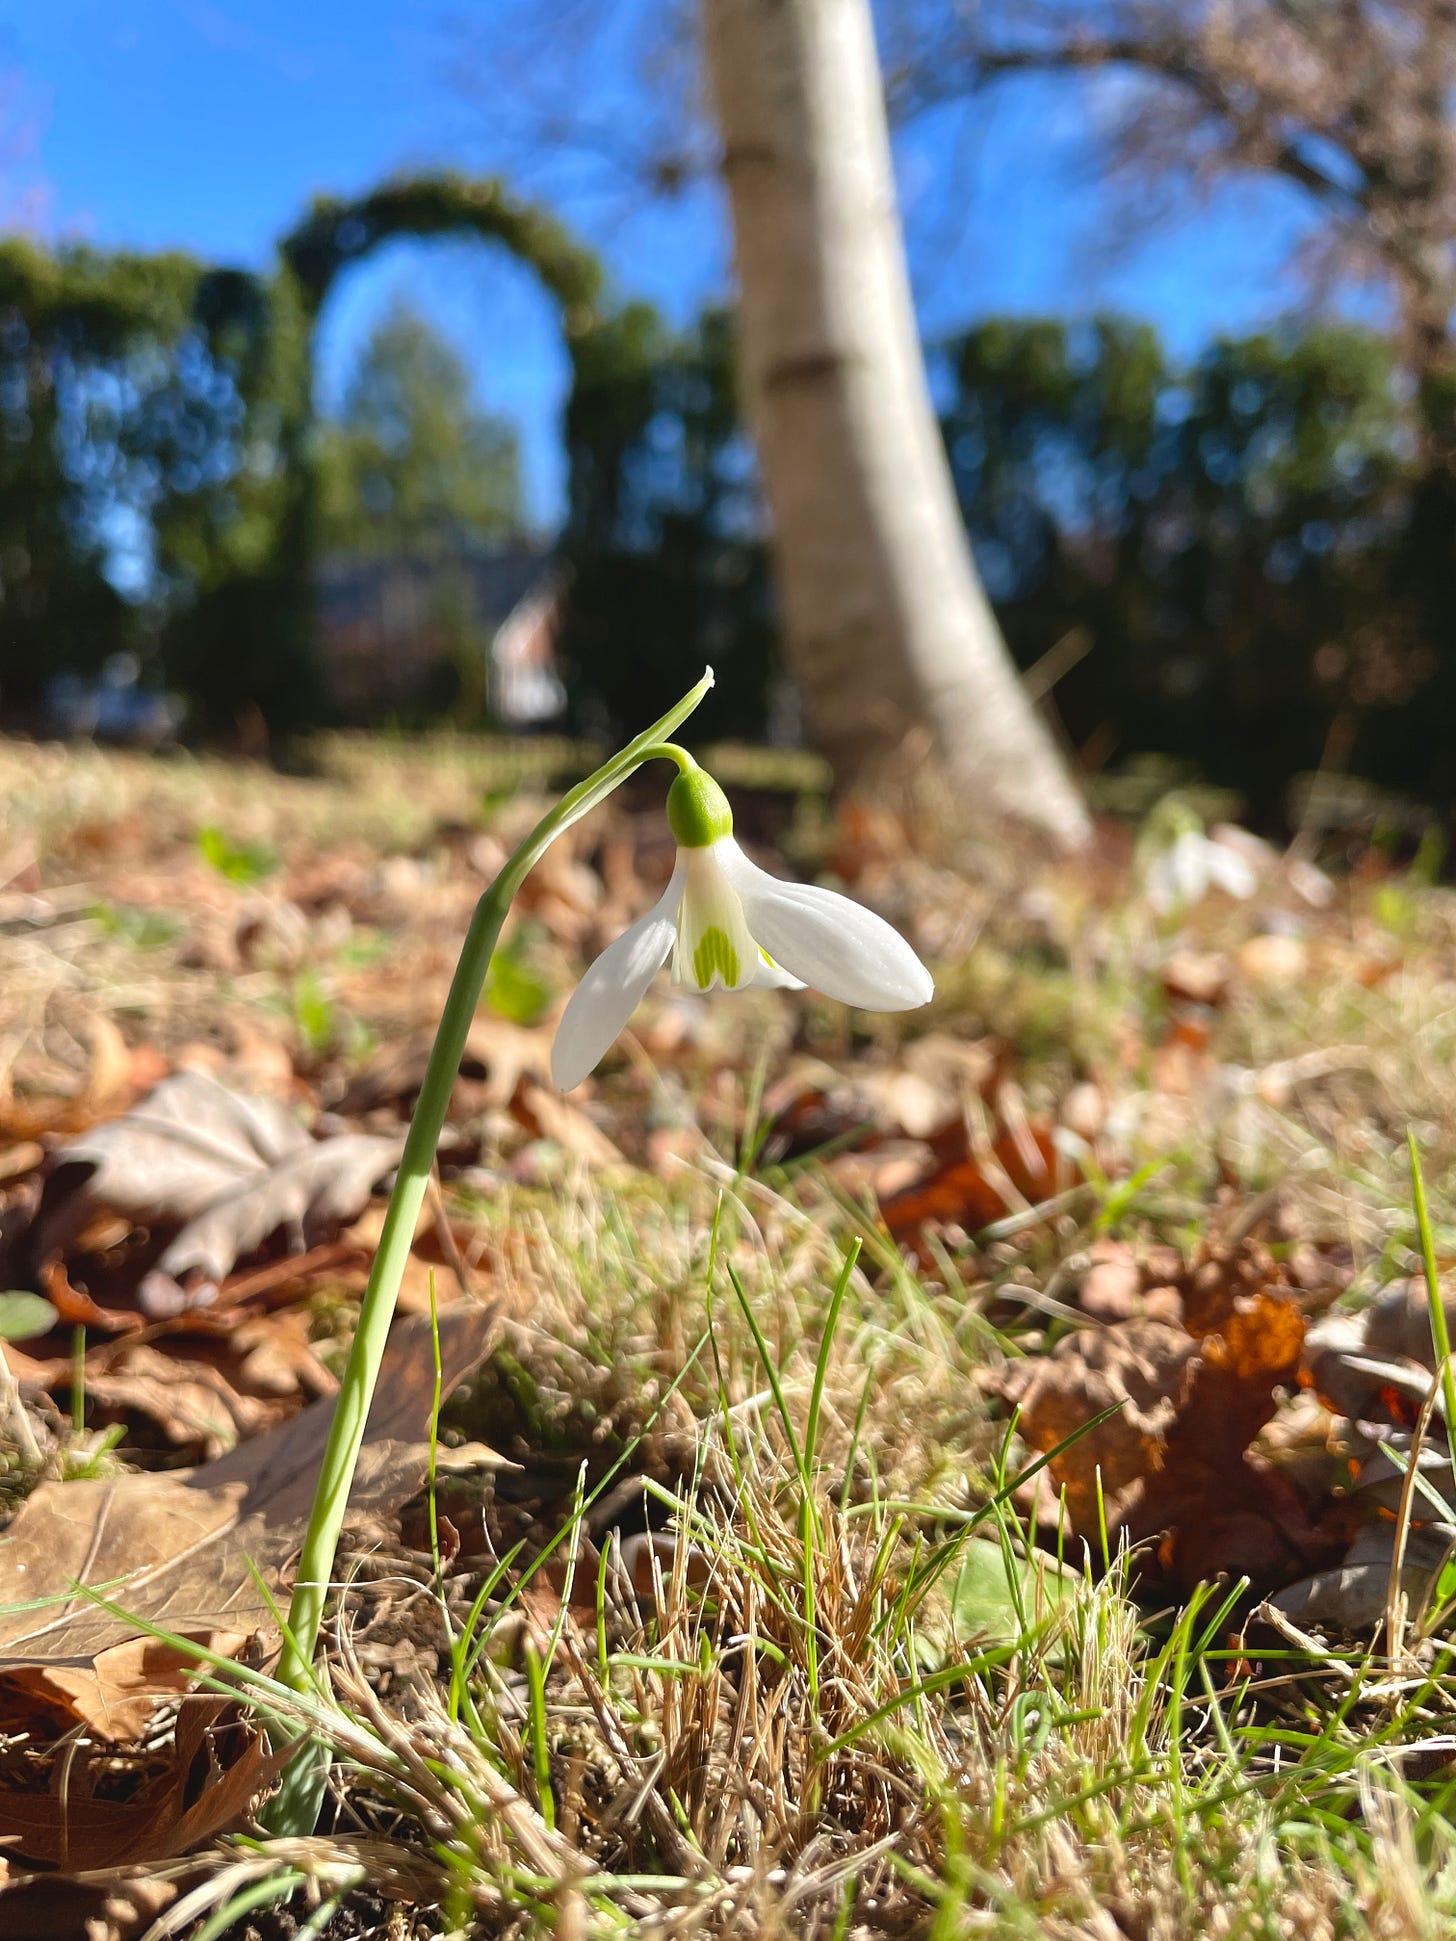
[9,169,1456,809]
[0,235,317,731]
[940,318,1435,812]
[561,304,776,740]
[0,241,199,701]
[316,299,523,557]
[0,177,604,741]
[280,175,604,327]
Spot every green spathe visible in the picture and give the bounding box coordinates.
[666,767,733,848]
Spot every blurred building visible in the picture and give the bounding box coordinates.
[43,654,185,745]
[314,547,566,726]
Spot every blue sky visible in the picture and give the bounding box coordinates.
[0,0,1332,529]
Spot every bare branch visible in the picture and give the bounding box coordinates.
[887,0,1456,371]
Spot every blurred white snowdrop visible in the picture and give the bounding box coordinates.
[1143,804,1332,916]
[1146,827,1258,915]
[1142,805,1258,916]
[1211,821,1333,910]
[551,762,933,1090]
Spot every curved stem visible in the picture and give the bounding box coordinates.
[633,741,696,773]
[264,668,714,1833]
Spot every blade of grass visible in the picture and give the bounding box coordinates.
[1409,1132,1456,1498]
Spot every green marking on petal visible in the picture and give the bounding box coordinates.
[692,925,739,989]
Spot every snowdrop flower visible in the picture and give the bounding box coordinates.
[552,761,933,1089]
[1144,822,1258,916]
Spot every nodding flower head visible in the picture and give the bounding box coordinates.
[551,760,934,1090]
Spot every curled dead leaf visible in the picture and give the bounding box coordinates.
[6,1309,337,1459]
[511,1077,624,1168]
[0,1303,504,1737]
[0,1697,281,1872]
[1004,1319,1194,1526]
[1278,1281,1456,1633]
[1076,1240,1182,1324]
[881,1119,1063,1258]
[32,1071,403,1315]
[1003,1242,1333,1595]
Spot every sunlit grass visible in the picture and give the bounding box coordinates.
[127,1159,1456,1938]
[15,738,1456,1931]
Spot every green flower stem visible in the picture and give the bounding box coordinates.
[633,741,695,774]
[1409,1133,1456,1474]
[265,669,714,1832]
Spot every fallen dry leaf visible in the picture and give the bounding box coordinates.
[0,1141,44,1185]
[1237,931,1310,989]
[0,1869,177,1941]
[32,1071,403,1315]
[1004,1242,1336,1596]
[510,1077,624,1168]
[0,1017,166,1144]
[0,1302,503,1736]
[880,1119,1062,1256]
[1161,950,1231,1008]
[1271,1519,1451,1634]
[80,1015,136,1117]
[1077,1241,1148,1322]
[343,1201,470,1316]
[1006,1317,1197,1523]
[756,1079,884,1167]
[1083,1255,1181,1324]
[0,1697,281,1871]
[1303,1278,1456,1424]
[6,1310,337,1458]
[1274,1280,1456,1633]
[1148,1012,1217,1098]
[336,1011,554,1118]
[36,1258,142,1334]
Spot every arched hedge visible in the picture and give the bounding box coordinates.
[279,175,606,328]
[0,175,630,733]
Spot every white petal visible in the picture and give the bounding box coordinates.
[551,862,684,1089]
[673,844,758,992]
[1205,842,1257,900]
[715,840,932,1011]
[1143,851,1177,914]
[750,952,806,990]
[1171,830,1210,905]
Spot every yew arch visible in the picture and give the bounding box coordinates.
[265,176,619,714]
[279,174,608,337]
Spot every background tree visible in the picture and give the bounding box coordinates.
[562,302,776,739]
[449,0,1091,843]
[0,244,308,726]
[891,0,1456,387]
[702,0,1091,845]
[315,299,524,558]
[886,0,1456,808]
[939,316,1423,811]
[11,153,1456,811]
[0,260,130,702]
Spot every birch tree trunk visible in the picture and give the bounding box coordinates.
[701,0,1091,849]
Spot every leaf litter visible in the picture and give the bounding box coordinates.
[1001,1236,1340,1596]
[33,1071,405,1317]
[0,1303,502,1737]
[0,1302,502,1927]
[9,741,1456,1932]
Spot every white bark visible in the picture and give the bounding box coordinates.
[701,0,1091,848]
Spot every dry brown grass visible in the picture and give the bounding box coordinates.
[7,739,1456,1936]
